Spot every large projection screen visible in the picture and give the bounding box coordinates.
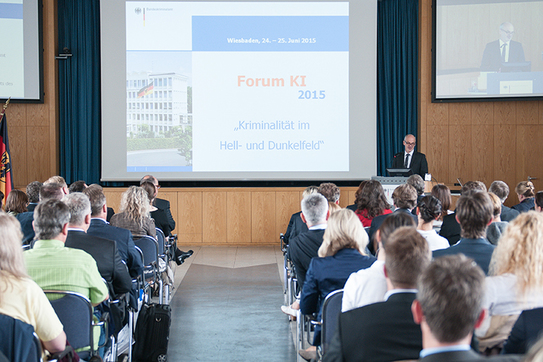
[0,0,43,103]
[433,0,543,102]
[101,0,377,181]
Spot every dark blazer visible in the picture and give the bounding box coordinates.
[511,198,534,213]
[392,151,428,178]
[503,307,543,355]
[151,208,173,236]
[154,197,175,231]
[439,212,461,246]
[284,211,308,245]
[87,218,143,278]
[26,203,38,212]
[15,211,35,244]
[65,230,132,297]
[500,205,519,222]
[368,209,418,250]
[432,237,495,275]
[420,349,520,361]
[346,204,358,212]
[287,229,325,289]
[324,292,422,362]
[480,40,525,72]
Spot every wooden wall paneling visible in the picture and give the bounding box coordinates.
[275,191,301,238]
[516,101,540,125]
[516,126,543,192]
[426,125,449,183]
[472,102,493,125]
[494,125,517,205]
[10,126,27,188]
[540,102,543,124]
[448,103,471,125]
[178,191,202,244]
[27,127,52,183]
[493,102,517,125]
[425,103,448,126]
[448,125,473,183]
[251,192,276,244]
[104,190,124,212]
[226,191,252,243]
[202,191,227,244]
[471,125,494,186]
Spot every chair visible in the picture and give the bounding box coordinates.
[0,313,39,362]
[319,289,344,357]
[44,290,106,361]
[134,236,163,303]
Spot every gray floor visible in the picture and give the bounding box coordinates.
[167,246,297,362]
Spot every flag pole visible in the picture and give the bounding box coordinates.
[0,97,10,118]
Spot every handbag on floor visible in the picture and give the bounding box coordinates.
[132,303,171,362]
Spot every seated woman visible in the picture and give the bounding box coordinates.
[0,212,66,356]
[534,191,543,212]
[5,189,28,217]
[354,180,391,227]
[476,211,543,353]
[111,186,156,239]
[299,209,377,361]
[511,181,535,213]
[416,195,449,251]
[430,184,452,231]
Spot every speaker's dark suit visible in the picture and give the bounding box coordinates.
[480,40,525,71]
[286,229,325,289]
[87,218,143,278]
[503,307,543,355]
[420,349,520,361]
[432,237,495,275]
[154,197,175,232]
[439,212,461,246]
[65,230,132,297]
[324,292,422,362]
[284,211,308,245]
[392,151,428,178]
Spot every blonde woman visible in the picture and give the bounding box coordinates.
[0,212,67,354]
[476,211,543,352]
[110,186,156,238]
[511,181,535,213]
[298,209,377,360]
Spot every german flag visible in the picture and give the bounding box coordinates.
[0,111,13,204]
[137,82,154,98]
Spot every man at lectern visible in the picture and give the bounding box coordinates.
[480,22,525,72]
[391,134,428,178]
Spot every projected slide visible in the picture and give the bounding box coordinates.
[0,1,24,98]
[125,2,349,173]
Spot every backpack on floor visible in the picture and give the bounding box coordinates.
[133,303,171,362]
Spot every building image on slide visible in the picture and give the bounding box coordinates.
[126,71,193,171]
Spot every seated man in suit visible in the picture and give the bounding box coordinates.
[489,180,519,222]
[433,192,495,275]
[480,22,525,72]
[283,186,319,246]
[318,182,341,204]
[324,227,430,362]
[391,134,428,178]
[412,254,520,361]
[281,193,329,317]
[440,181,487,245]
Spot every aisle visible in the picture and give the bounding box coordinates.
[168,246,297,362]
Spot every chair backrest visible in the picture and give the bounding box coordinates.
[321,289,344,355]
[0,313,41,362]
[44,290,94,356]
[155,228,166,255]
[134,235,159,266]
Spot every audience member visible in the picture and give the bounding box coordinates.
[503,307,543,355]
[43,175,69,195]
[439,180,487,245]
[535,191,543,212]
[368,183,418,250]
[346,181,367,211]
[354,180,392,227]
[476,212,543,352]
[24,199,108,350]
[489,181,519,222]
[0,212,67,355]
[325,227,430,362]
[299,209,376,361]
[342,212,417,312]
[5,189,28,216]
[433,192,495,275]
[83,185,143,279]
[140,175,175,231]
[486,192,508,245]
[511,181,535,213]
[318,182,340,204]
[412,254,520,361]
[407,174,426,209]
[68,180,87,193]
[416,195,449,251]
[25,181,41,211]
[110,186,156,238]
[283,186,319,245]
[431,184,452,225]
